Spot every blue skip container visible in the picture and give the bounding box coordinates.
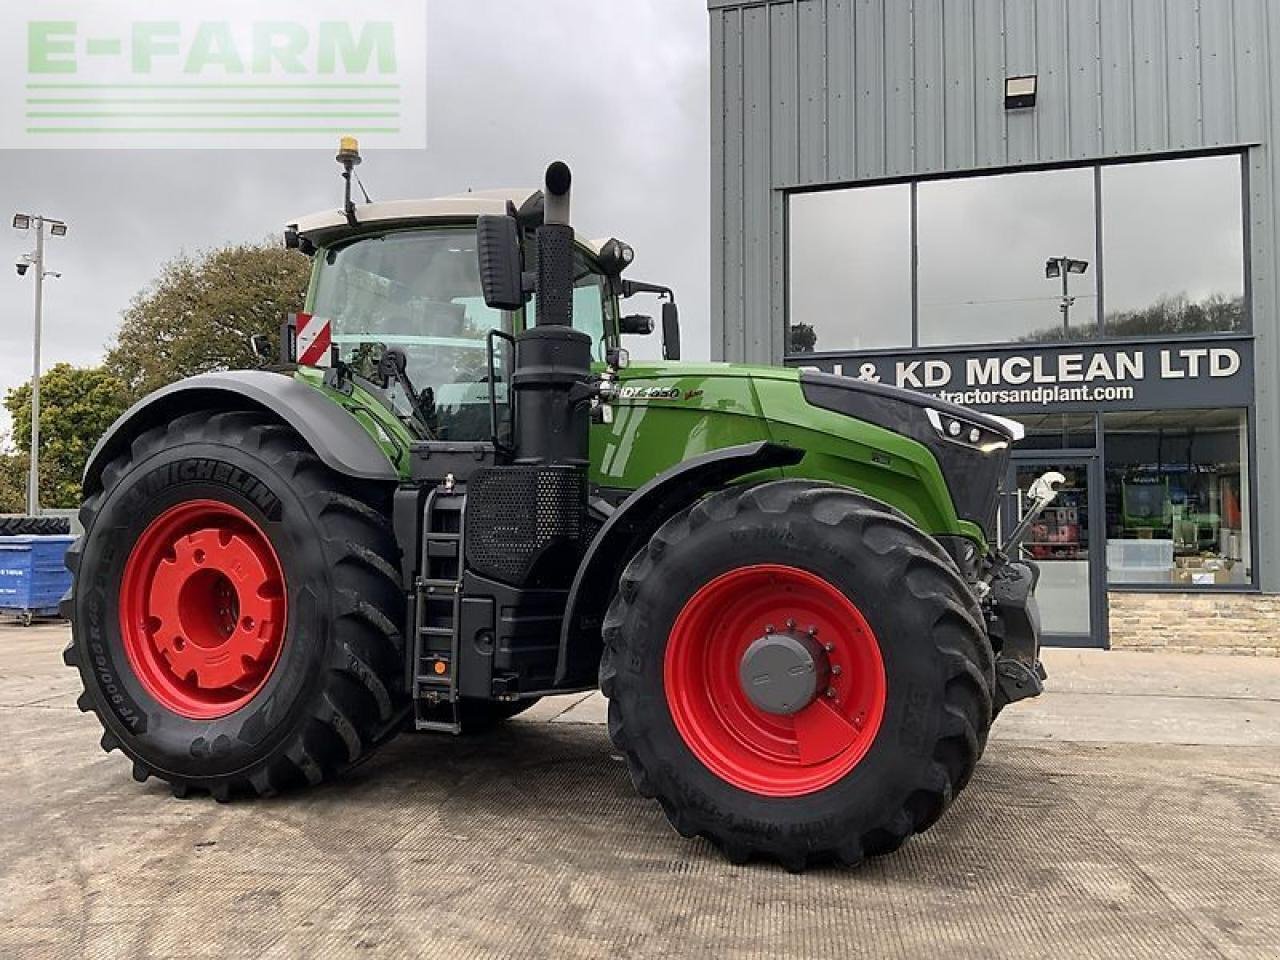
[0,535,76,622]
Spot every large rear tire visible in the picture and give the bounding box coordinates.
[600,480,994,870]
[63,410,408,799]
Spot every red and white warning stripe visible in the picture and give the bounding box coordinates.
[294,312,332,368]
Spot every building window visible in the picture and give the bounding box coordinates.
[784,151,1249,355]
[1020,412,1097,450]
[1104,409,1251,587]
[1101,155,1246,338]
[917,167,1096,346]
[787,183,911,353]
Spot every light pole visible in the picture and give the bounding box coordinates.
[12,213,68,517]
[1045,256,1090,335]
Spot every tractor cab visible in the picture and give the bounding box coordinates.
[286,189,678,444]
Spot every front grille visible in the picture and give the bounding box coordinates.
[465,466,587,585]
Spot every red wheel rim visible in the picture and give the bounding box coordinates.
[119,500,288,720]
[664,564,886,797]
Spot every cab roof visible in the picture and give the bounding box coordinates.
[289,188,603,253]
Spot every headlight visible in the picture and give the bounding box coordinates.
[925,409,1013,454]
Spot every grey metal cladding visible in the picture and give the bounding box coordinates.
[710,0,1271,361]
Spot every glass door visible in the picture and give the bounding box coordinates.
[1001,457,1105,646]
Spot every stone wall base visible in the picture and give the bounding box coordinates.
[1107,591,1280,655]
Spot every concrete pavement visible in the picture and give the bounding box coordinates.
[2,623,1278,959]
[547,646,1280,746]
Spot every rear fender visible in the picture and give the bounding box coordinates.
[83,371,399,495]
[554,441,804,688]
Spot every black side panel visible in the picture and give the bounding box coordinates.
[82,371,398,493]
[800,372,1010,537]
[466,465,588,588]
[799,370,1018,437]
[554,441,804,688]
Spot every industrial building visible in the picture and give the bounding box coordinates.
[709,0,1278,647]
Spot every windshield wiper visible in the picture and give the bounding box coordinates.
[377,347,438,439]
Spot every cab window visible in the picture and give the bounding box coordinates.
[525,242,615,362]
[310,228,511,441]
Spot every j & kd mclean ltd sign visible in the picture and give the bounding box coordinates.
[792,338,1254,411]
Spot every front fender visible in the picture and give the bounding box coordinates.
[83,370,398,494]
[554,441,804,688]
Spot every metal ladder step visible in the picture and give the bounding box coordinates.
[412,484,466,734]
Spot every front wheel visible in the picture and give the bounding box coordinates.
[600,480,994,870]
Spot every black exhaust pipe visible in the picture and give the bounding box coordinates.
[511,162,593,466]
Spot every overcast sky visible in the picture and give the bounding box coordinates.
[0,0,710,443]
[2,1,1251,444]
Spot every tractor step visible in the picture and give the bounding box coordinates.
[412,486,467,733]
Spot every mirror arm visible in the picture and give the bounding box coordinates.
[621,279,674,301]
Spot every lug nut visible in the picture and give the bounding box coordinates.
[765,624,775,634]
[826,687,837,698]
[831,665,842,676]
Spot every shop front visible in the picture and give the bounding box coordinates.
[781,150,1259,648]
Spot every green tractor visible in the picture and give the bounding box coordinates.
[64,144,1060,869]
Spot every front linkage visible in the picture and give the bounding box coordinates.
[981,471,1065,711]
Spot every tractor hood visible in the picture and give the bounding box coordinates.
[797,370,1021,538]
[597,361,1020,544]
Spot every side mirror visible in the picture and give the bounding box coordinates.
[661,301,681,361]
[476,214,526,311]
[619,314,654,335]
[248,334,273,363]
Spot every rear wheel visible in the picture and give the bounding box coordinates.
[600,480,993,870]
[64,410,408,799]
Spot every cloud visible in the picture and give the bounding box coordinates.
[0,0,710,440]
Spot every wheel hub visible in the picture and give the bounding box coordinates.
[148,527,283,689]
[663,564,887,797]
[119,500,287,720]
[738,629,830,715]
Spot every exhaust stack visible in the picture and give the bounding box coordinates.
[511,162,593,466]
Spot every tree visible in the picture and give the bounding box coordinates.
[1104,292,1245,339]
[1018,292,1246,343]
[0,456,27,514]
[790,322,818,354]
[2,364,131,510]
[105,242,312,400]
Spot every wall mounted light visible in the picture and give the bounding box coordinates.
[1005,75,1038,110]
